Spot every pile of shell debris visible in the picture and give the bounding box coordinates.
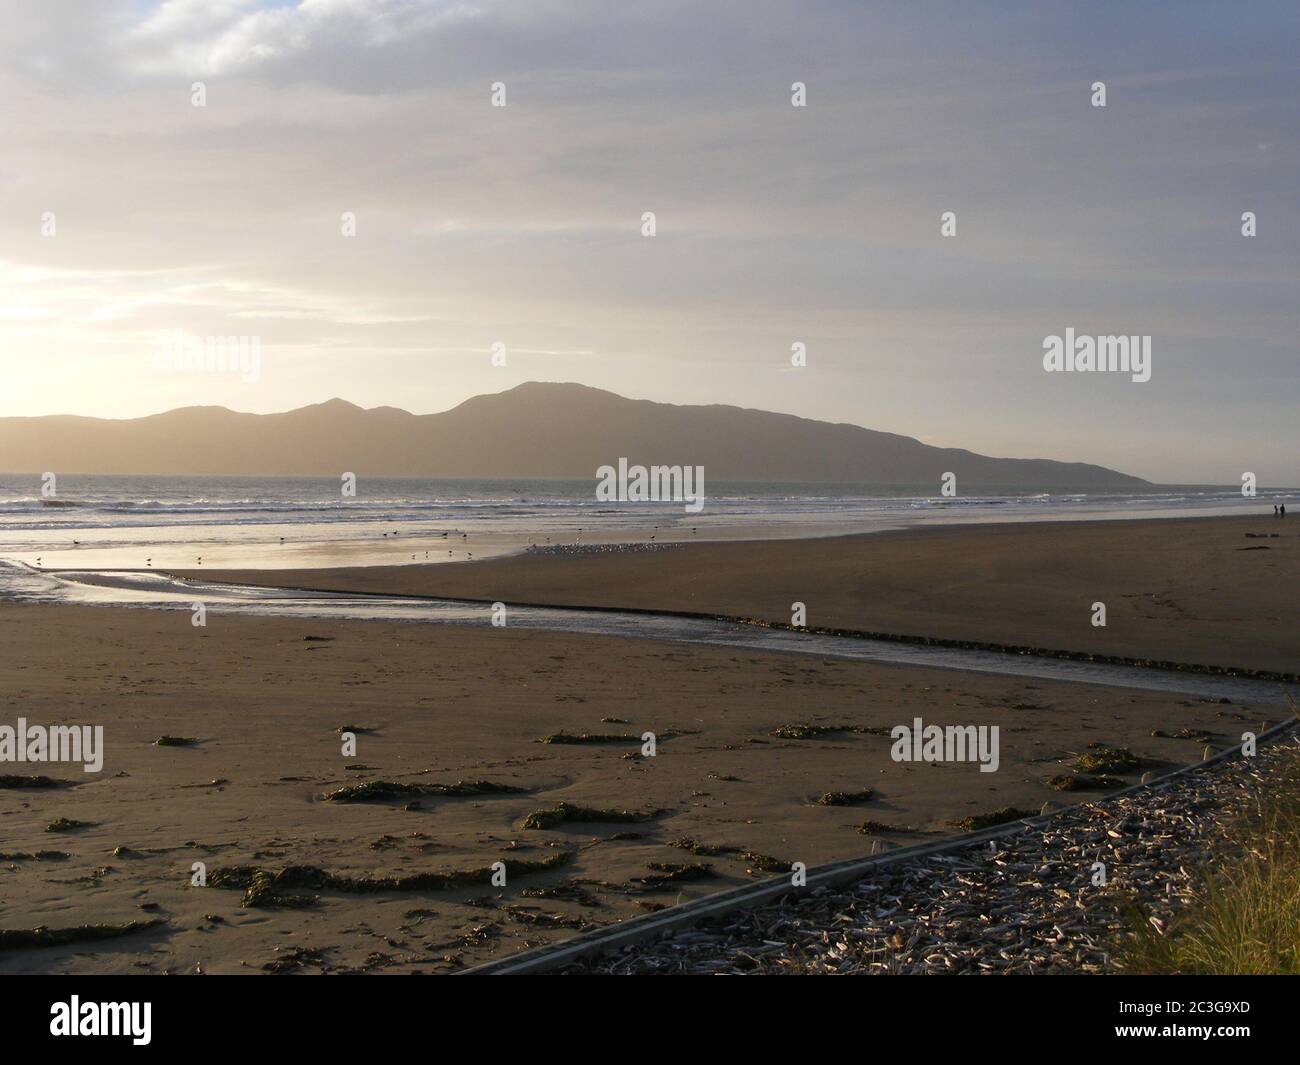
[563,731,1298,974]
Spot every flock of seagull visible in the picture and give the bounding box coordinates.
[32,523,700,570]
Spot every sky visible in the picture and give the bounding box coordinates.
[0,0,1296,485]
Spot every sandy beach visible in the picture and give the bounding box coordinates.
[0,515,1293,974]
[191,515,1300,675]
[5,0,1299,1014]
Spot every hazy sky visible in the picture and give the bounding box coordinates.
[1,0,1296,484]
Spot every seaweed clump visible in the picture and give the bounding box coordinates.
[948,807,1034,832]
[46,818,96,833]
[816,789,876,807]
[321,779,523,803]
[0,920,164,951]
[741,852,788,874]
[1074,746,1143,774]
[522,802,667,830]
[668,838,787,873]
[633,862,715,888]
[264,946,329,973]
[857,820,917,835]
[538,730,689,745]
[0,850,69,861]
[0,775,68,790]
[770,723,887,740]
[1047,774,1124,792]
[208,852,573,908]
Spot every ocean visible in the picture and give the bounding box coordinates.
[0,473,1290,572]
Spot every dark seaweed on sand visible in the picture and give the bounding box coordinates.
[503,906,593,931]
[742,852,788,874]
[816,789,876,806]
[1073,745,1144,774]
[0,920,164,951]
[857,820,917,835]
[521,802,668,830]
[770,723,889,740]
[321,779,524,803]
[519,880,604,907]
[0,775,69,789]
[538,730,689,745]
[948,807,1035,831]
[45,817,96,832]
[0,850,70,861]
[1047,774,1125,792]
[669,837,787,873]
[264,946,328,973]
[633,862,715,887]
[209,852,573,908]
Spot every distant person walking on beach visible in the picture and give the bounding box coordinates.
[1275,505,1280,517]
[1282,504,1287,519]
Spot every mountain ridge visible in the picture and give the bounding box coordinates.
[0,381,1150,486]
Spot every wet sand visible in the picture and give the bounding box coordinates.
[4,514,1295,974]
[190,515,1300,674]
[0,601,1285,975]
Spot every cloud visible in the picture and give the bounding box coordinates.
[0,1,1296,482]
[124,0,486,79]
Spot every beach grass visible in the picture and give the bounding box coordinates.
[1120,750,1300,974]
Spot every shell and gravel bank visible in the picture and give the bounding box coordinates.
[558,728,1300,975]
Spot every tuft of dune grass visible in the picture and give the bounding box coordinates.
[1120,749,1300,974]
